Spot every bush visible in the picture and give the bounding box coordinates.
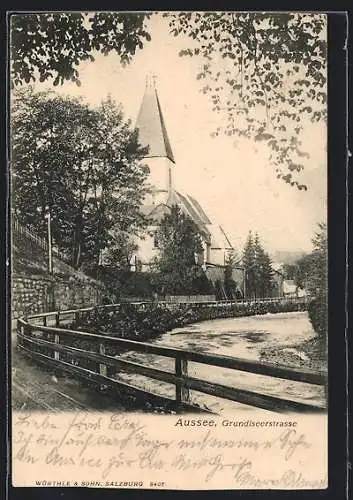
[69,299,308,344]
[308,294,327,338]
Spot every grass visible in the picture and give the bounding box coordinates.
[260,335,327,372]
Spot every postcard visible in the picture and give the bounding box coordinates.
[9,11,329,490]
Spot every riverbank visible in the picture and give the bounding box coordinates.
[72,299,308,342]
[259,336,327,372]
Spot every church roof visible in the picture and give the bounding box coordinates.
[141,189,212,242]
[135,85,175,163]
[140,203,171,224]
[207,224,234,250]
[140,191,234,251]
[174,191,212,226]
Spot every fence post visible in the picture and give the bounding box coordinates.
[55,312,60,328]
[54,333,60,360]
[175,357,190,405]
[43,316,47,327]
[99,342,107,377]
[17,320,24,348]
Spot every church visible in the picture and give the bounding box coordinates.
[130,77,236,277]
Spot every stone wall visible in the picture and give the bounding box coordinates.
[12,273,106,320]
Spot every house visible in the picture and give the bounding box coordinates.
[283,279,307,298]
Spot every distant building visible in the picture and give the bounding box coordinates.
[131,78,238,281]
[283,279,307,298]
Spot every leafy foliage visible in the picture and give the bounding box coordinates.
[102,229,139,271]
[165,12,327,188]
[282,262,299,281]
[279,223,327,337]
[153,205,211,295]
[296,223,327,296]
[10,12,152,87]
[71,299,307,342]
[242,231,275,298]
[12,88,149,270]
[299,224,327,338]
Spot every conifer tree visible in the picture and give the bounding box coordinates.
[153,205,209,295]
[243,231,275,298]
[253,233,275,298]
[242,231,256,298]
[224,250,239,299]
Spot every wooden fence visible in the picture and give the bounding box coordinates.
[118,297,309,309]
[16,302,326,414]
[12,217,71,264]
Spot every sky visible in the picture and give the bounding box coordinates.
[34,13,327,256]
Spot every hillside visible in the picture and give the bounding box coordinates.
[271,250,308,265]
[11,221,108,320]
[12,221,98,284]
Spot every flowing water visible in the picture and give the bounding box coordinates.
[113,311,326,414]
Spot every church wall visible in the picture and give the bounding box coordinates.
[132,226,160,271]
[134,225,206,271]
[208,248,226,266]
[144,157,174,205]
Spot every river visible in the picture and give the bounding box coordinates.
[113,311,326,414]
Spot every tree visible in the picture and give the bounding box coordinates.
[153,205,209,295]
[10,12,151,87]
[253,233,275,298]
[282,262,299,281]
[102,228,139,271]
[224,250,239,299]
[242,231,275,298]
[165,12,326,189]
[78,95,149,269]
[302,223,327,338]
[242,231,256,298]
[279,224,327,337]
[11,87,149,269]
[296,223,327,297]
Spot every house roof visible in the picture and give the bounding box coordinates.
[135,85,175,163]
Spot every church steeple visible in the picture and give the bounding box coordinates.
[135,76,175,164]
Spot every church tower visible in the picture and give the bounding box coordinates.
[135,76,175,206]
[131,75,237,283]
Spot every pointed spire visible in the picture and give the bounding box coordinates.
[136,76,175,163]
[152,74,157,88]
[145,73,158,89]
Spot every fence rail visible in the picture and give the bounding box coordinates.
[12,217,71,265]
[16,301,326,414]
[120,296,310,305]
